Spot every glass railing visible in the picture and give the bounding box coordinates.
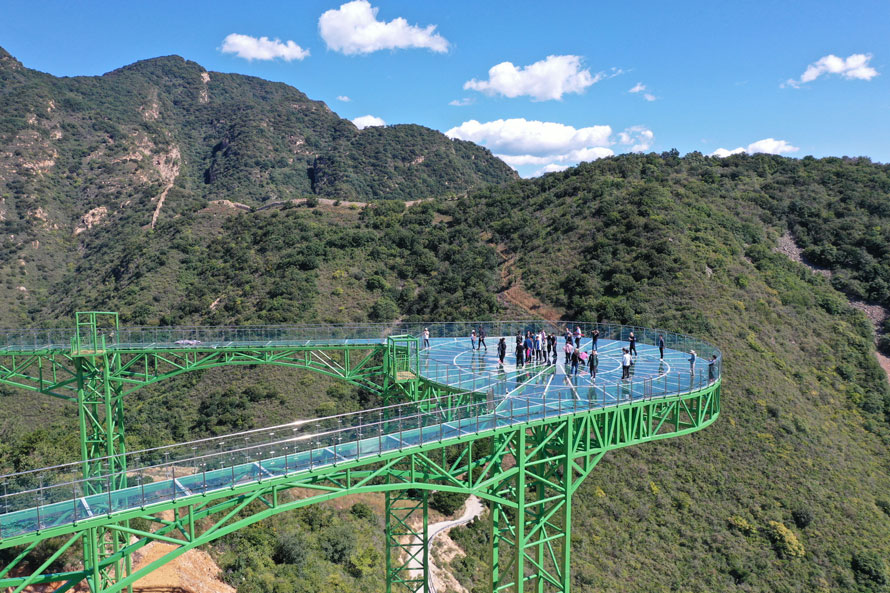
[0,320,721,359]
[0,373,719,540]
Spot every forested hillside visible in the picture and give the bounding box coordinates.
[2,138,890,591]
[0,46,515,327]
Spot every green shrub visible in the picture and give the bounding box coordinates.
[852,551,888,588]
[765,521,805,558]
[274,531,308,565]
[369,297,399,322]
[319,524,355,564]
[791,507,813,529]
[350,502,375,521]
[727,515,756,536]
[430,491,468,516]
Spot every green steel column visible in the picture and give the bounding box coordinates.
[561,418,574,593]
[76,358,91,485]
[491,501,501,588]
[514,429,527,593]
[422,491,429,593]
[385,489,430,593]
[86,527,100,592]
[536,475,546,593]
[102,355,127,490]
[386,491,393,593]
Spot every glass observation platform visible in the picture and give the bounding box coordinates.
[0,321,721,542]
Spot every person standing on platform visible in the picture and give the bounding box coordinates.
[628,331,637,359]
[470,329,477,351]
[423,328,430,349]
[588,349,598,379]
[564,340,574,365]
[573,326,582,348]
[478,326,487,351]
[571,347,581,376]
[688,349,697,373]
[621,348,632,380]
[591,328,599,351]
[516,333,525,367]
[708,354,718,383]
[524,332,535,364]
[497,337,507,365]
[658,334,665,360]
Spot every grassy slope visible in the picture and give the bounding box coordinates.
[440,154,890,592]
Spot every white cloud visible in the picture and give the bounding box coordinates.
[711,147,746,158]
[464,55,601,101]
[785,53,878,87]
[446,118,617,176]
[319,0,449,55]
[337,95,351,102]
[629,82,657,101]
[497,147,614,167]
[747,138,798,154]
[617,126,655,152]
[446,118,612,155]
[711,137,799,157]
[220,33,309,61]
[352,115,386,129]
[448,97,474,107]
[533,164,569,176]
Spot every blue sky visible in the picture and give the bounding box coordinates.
[2,0,888,177]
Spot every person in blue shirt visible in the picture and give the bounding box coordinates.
[524,332,535,364]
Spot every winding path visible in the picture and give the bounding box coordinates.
[407,495,486,593]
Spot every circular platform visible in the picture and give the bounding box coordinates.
[418,330,719,407]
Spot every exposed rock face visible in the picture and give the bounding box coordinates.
[74,206,109,235]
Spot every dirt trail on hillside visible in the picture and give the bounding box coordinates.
[255,197,430,212]
[775,231,890,383]
[406,496,486,593]
[149,146,181,229]
[493,243,562,321]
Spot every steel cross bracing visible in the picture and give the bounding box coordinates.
[0,315,722,593]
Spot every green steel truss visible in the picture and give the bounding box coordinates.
[386,490,429,593]
[0,314,721,593]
